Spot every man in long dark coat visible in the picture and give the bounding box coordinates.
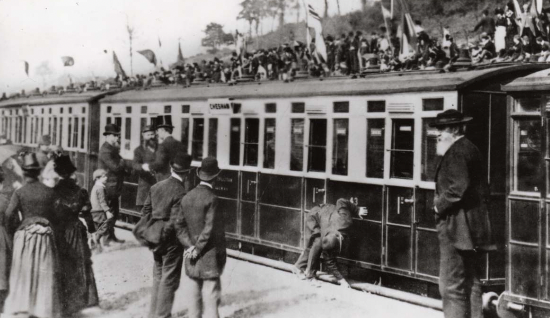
[142,151,191,318]
[98,124,129,244]
[146,115,187,182]
[175,157,226,318]
[431,109,495,318]
[133,125,157,210]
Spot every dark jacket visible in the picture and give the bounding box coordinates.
[434,137,495,251]
[149,136,187,182]
[98,142,128,198]
[175,184,226,279]
[0,187,13,291]
[141,176,187,248]
[132,144,157,206]
[5,178,56,231]
[53,178,94,232]
[474,16,496,34]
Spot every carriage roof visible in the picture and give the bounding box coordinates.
[502,67,550,92]
[0,90,118,108]
[102,64,550,104]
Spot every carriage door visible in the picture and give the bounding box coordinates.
[305,118,327,210]
[507,96,546,302]
[385,118,415,272]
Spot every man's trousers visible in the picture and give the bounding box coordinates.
[149,244,183,318]
[187,277,221,318]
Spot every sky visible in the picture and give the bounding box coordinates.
[0,0,363,94]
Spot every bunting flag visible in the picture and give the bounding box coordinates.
[399,12,417,58]
[137,49,157,66]
[24,61,29,76]
[306,3,327,62]
[61,56,74,66]
[169,43,186,69]
[381,3,393,51]
[112,51,127,78]
[381,3,391,20]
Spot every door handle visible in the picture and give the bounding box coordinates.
[312,187,325,203]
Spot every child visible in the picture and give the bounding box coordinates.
[90,169,113,251]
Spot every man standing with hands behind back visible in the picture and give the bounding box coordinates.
[175,157,226,318]
[431,109,495,318]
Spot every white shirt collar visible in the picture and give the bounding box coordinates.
[171,171,183,182]
[200,181,213,189]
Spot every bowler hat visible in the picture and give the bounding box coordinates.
[21,153,41,171]
[103,124,121,136]
[429,109,472,127]
[54,154,77,176]
[155,115,174,129]
[197,157,220,181]
[141,125,154,133]
[39,135,51,146]
[170,152,192,173]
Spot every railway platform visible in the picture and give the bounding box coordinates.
[83,228,442,318]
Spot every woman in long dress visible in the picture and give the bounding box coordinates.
[3,153,61,318]
[0,168,13,313]
[495,8,507,53]
[52,155,99,316]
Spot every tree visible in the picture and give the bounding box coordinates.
[324,0,329,18]
[201,22,232,53]
[238,0,263,38]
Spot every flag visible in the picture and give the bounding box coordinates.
[169,43,185,69]
[381,3,391,19]
[61,56,74,66]
[158,36,162,47]
[24,61,29,76]
[113,51,127,78]
[399,12,417,58]
[306,3,327,62]
[381,3,393,51]
[137,49,157,66]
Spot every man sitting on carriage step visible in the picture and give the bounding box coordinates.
[293,198,366,288]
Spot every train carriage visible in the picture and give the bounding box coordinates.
[100,63,549,297]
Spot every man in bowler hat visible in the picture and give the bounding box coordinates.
[432,109,495,318]
[146,115,187,182]
[174,157,226,318]
[133,125,157,211]
[98,124,130,244]
[141,151,191,318]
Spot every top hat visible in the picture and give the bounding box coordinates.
[170,152,192,174]
[39,135,51,146]
[453,49,472,68]
[54,154,77,176]
[155,115,174,130]
[103,124,121,136]
[21,153,41,171]
[429,109,473,127]
[141,125,154,133]
[197,157,221,181]
[322,231,344,253]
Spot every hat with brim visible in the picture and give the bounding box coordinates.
[141,125,154,133]
[197,157,221,181]
[170,152,192,174]
[21,153,41,171]
[103,124,121,136]
[429,109,473,127]
[54,154,77,176]
[155,115,174,130]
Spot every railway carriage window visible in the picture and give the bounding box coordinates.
[367,100,386,113]
[208,118,218,157]
[60,108,64,114]
[126,106,131,114]
[23,117,27,144]
[422,118,438,181]
[80,117,85,149]
[308,119,327,172]
[333,102,349,113]
[49,109,52,114]
[265,103,277,113]
[422,98,444,111]
[181,105,190,113]
[292,102,305,113]
[82,107,85,114]
[73,118,79,148]
[230,118,241,166]
[180,118,190,151]
[264,118,276,169]
[107,106,112,114]
[52,118,57,145]
[232,103,242,114]
[164,106,171,113]
[107,117,112,125]
[390,119,414,179]
[290,119,305,171]
[48,118,52,135]
[515,97,540,113]
[332,119,348,175]
[30,119,34,144]
[124,118,131,151]
[192,118,205,161]
[68,117,72,148]
[141,106,147,114]
[515,119,542,192]
[244,118,260,166]
[140,118,147,143]
[68,107,72,114]
[115,117,122,128]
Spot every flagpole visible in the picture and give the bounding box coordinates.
[302,0,311,52]
[382,3,393,52]
[391,0,394,19]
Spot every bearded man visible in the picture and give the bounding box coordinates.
[132,125,157,211]
[431,110,495,318]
